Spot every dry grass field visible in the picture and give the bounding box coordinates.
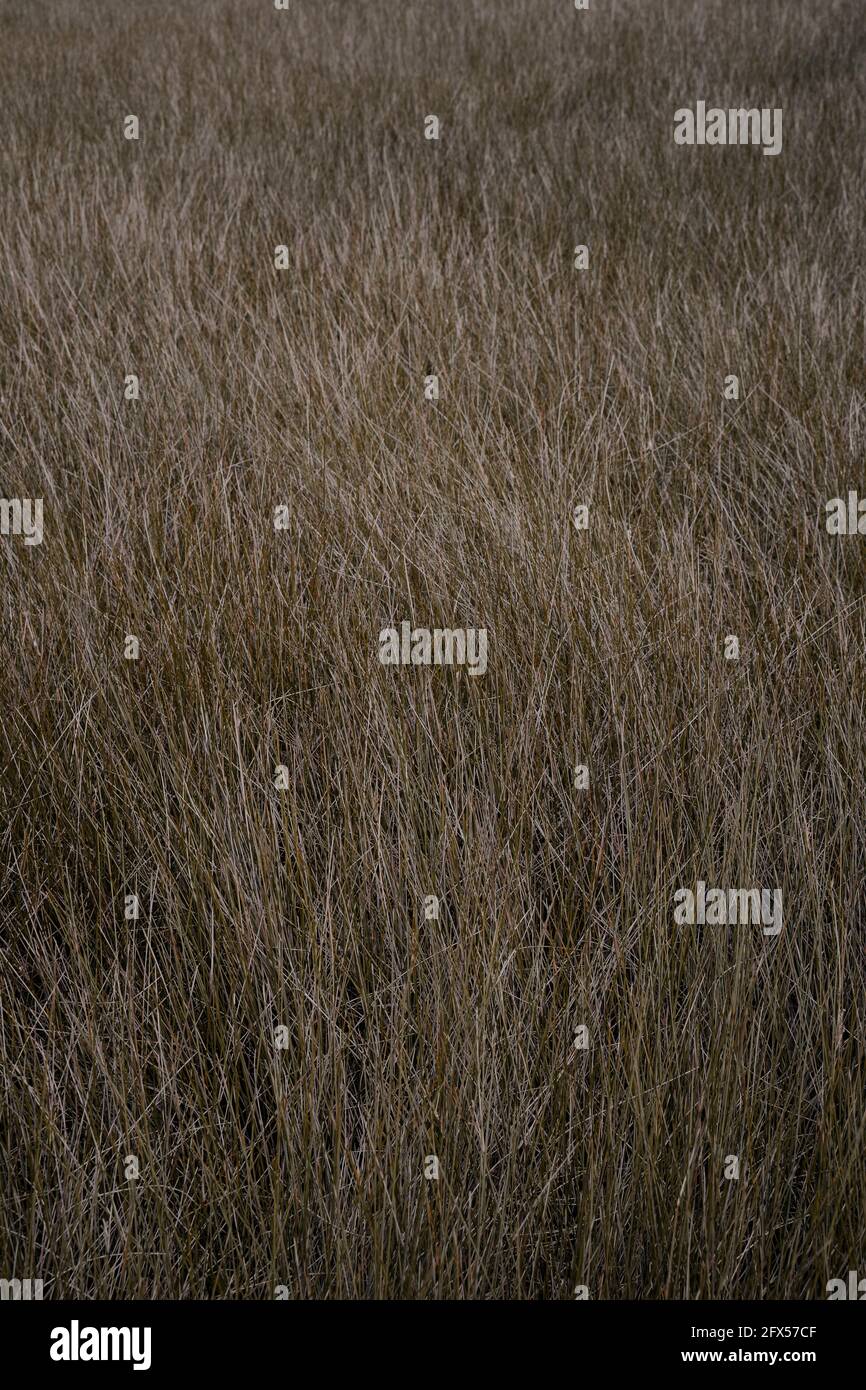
[1,0,865,1299]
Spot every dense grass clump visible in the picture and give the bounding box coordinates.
[1,0,865,1298]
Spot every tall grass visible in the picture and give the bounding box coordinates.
[1,0,865,1298]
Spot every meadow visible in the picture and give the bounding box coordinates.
[1,0,865,1298]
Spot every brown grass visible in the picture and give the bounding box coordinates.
[1,0,865,1298]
